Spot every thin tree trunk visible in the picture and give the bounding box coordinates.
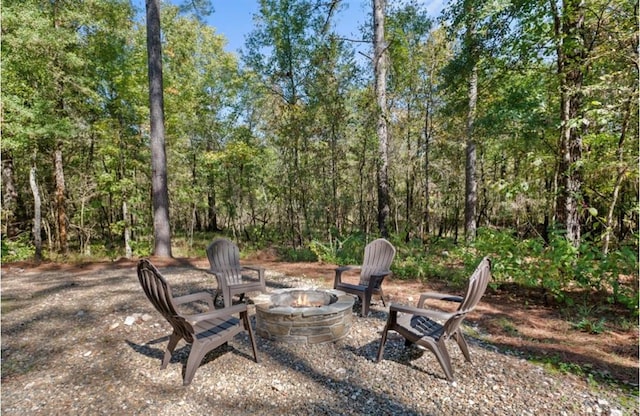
[146,0,172,257]
[464,63,478,241]
[2,151,19,238]
[29,156,42,262]
[54,142,68,254]
[374,0,390,238]
[123,200,132,258]
[603,91,633,254]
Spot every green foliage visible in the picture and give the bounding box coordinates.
[573,317,607,334]
[471,227,638,311]
[1,235,35,263]
[277,246,318,262]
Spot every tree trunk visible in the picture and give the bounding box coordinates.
[552,0,585,248]
[146,0,172,257]
[2,151,19,238]
[54,142,68,254]
[603,91,633,254]
[464,63,478,242]
[123,200,132,258]
[374,0,390,238]
[29,155,42,262]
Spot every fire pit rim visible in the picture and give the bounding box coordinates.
[254,288,354,317]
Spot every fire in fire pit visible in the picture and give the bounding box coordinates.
[271,289,336,308]
[292,292,321,308]
[254,288,354,344]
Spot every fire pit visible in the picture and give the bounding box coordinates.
[253,288,354,344]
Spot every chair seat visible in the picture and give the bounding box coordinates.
[229,281,263,291]
[397,314,445,341]
[335,282,367,292]
[193,317,243,342]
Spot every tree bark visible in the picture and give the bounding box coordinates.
[603,91,633,254]
[146,0,172,257]
[2,151,19,238]
[54,142,68,254]
[464,63,478,242]
[123,200,132,258]
[552,0,585,248]
[374,0,390,238]
[29,155,42,262]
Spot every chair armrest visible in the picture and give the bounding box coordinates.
[183,303,248,324]
[242,265,263,272]
[417,292,463,308]
[389,303,455,322]
[367,271,392,289]
[174,291,215,309]
[334,265,361,286]
[241,265,265,282]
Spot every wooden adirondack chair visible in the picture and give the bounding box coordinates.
[376,257,491,381]
[333,238,396,317]
[136,259,259,385]
[206,238,266,308]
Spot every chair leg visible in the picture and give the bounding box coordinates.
[162,332,181,369]
[242,312,260,363]
[183,342,207,386]
[376,326,390,362]
[453,331,472,362]
[379,288,386,307]
[362,293,372,317]
[213,290,221,307]
[432,341,454,381]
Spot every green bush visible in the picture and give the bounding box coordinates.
[1,235,35,263]
[471,227,638,310]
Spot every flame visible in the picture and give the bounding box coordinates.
[291,292,322,308]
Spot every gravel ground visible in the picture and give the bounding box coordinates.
[1,262,636,415]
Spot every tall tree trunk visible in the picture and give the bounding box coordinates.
[603,90,633,254]
[423,98,433,238]
[53,142,68,254]
[2,151,19,238]
[146,0,172,257]
[29,154,42,262]
[464,44,478,242]
[374,0,390,238]
[552,0,585,248]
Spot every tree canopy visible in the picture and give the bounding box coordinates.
[2,0,637,308]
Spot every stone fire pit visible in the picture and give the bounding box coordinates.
[254,288,354,344]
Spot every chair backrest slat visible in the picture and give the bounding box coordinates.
[359,238,396,286]
[206,238,243,285]
[442,257,491,340]
[137,259,194,342]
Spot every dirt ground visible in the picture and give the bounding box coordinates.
[3,254,639,388]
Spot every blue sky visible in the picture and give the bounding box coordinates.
[204,0,446,54]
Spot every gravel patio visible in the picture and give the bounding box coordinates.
[1,259,635,415]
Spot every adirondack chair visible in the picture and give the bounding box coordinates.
[206,238,266,308]
[376,256,491,381]
[136,259,259,385]
[333,238,396,317]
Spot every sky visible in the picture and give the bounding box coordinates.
[203,0,446,55]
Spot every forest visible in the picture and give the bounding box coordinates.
[2,0,638,312]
